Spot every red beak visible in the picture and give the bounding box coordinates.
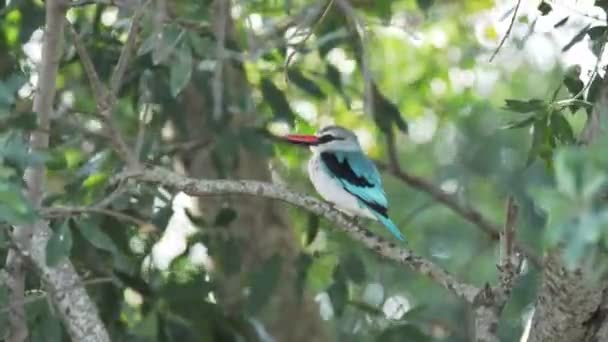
[284,134,319,146]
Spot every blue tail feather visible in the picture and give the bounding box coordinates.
[377,215,405,241]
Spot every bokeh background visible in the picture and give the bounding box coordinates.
[1,0,608,341]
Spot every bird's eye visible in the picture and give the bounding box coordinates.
[318,135,344,143]
[318,135,334,143]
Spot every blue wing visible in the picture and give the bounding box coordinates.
[320,151,404,241]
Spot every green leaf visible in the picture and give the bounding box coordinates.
[132,311,159,338]
[375,324,430,342]
[169,43,193,97]
[305,213,319,246]
[587,26,607,40]
[527,117,548,166]
[501,115,536,129]
[238,127,273,157]
[537,1,552,15]
[503,99,546,113]
[554,16,569,28]
[325,63,351,108]
[46,219,73,267]
[152,25,184,65]
[562,24,591,52]
[260,78,296,125]
[341,253,366,284]
[214,207,237,226]
[0,181,37,225]
[416,0,434,11]
[551,113,575,144]
[295,253,313,300]
[327,277,348,316]
[246,254,283,315]
[76,217,133,273]
[371,83,408,133]
[287,69,326,99]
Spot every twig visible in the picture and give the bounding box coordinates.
[43,207,147,226]
[376,160,542,268]
[115,166,481,303]
[0,277,114,315]
[68,23,139,167]
[381,133,541,268]
[212,0,227,120]
[110,0,149,96]
[284,0,334,70]
[335,0,374,115]
[489,0,522,62]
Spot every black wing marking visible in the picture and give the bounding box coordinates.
[320,152,373,188]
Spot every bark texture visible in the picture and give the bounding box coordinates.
[5,1,111,341]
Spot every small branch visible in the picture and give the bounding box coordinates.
[377,160,541,268]
[284,0,334,70]
[335,0,374,115]
[110,1,149,96]
[43,207,147,226]
[0,277,113,315]
[489,0,522,62]
[115,166,481,303]
[68,23,139,167]
[212,0,227,120]
[381,133,541,268]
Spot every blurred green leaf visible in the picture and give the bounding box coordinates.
[214,207,237,226]
[46,219,73,267]
[551,113,575,144]
[305,213,319,246]
[133,310,159,338]
[287,68,326,99]
[170,43,193,97]
[152,25,184,65]
[503,99,546,113]
[502,115,536,129]
[260,77,296,125]
[0,181,37,224]
[371,83,408,133]
[375,324,430,342]
[327,277,348,317]
[527,116,548,166]
[76,217,134,273]
[538,1,552,15]
[562,24,591,52]
[341,253,366,284]
[246,254,283,315]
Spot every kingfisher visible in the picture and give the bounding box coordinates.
[285,125,404,241]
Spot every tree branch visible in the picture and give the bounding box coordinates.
[473,197,523,342]
[68,22,139,167]
[379,136,541,268]
[489,0,522,62]
[115,166,481,303]
[110,1,148,96]
[5,1,111,341]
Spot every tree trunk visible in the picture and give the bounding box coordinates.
[169,1,327,340]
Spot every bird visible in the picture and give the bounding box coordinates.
[284,125,405,241]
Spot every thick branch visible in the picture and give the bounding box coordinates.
[115,166,480,303]
[7,1,111,341]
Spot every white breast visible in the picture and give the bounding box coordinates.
[308,154,376,220]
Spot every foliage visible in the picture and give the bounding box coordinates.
[1,0,608,341]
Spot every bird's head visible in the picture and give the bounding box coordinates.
[284,125,361,153]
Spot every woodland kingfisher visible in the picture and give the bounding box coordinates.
[285,125,405,241]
